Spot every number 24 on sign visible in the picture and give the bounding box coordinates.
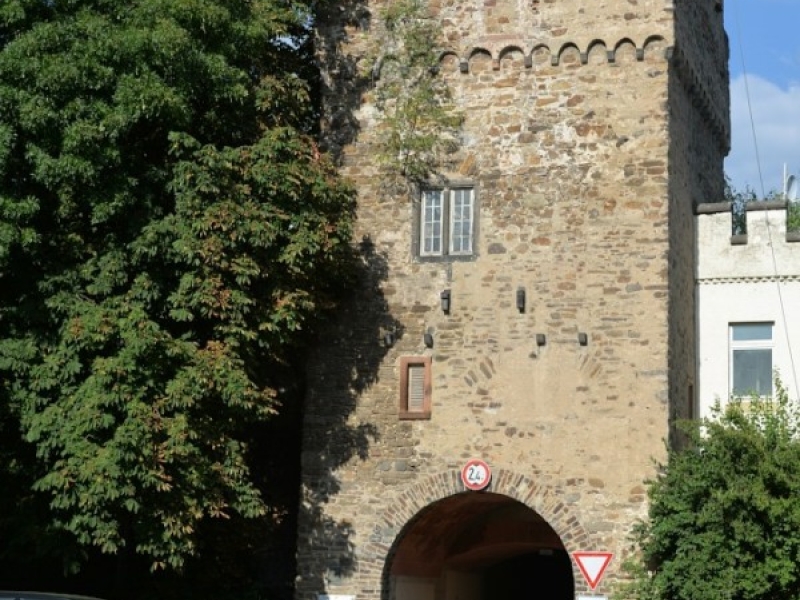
[461,459,491,491]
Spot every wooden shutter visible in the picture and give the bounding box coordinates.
[399,356,432,419]
[407,364,426,412]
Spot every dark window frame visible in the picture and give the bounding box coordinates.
[412,183,479,262]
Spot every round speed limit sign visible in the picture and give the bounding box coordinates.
[461,459,492,491]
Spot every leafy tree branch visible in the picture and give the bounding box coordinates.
[0,0,354,574]
[724,175,799,234]
[362,0,462,192]
[616,379,800,600]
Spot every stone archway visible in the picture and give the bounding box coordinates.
[358,469,594,600]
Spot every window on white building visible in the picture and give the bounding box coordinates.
[418,187,475,259]
[729,323,773,397]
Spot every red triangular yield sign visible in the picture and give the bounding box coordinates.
[572,551,613,590]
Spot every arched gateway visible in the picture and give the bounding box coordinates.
[301,0,729,598]
[361,470,591,600]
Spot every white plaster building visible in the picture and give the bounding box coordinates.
[696,201,800,418]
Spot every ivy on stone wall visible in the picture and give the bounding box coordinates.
[363,0,462,191]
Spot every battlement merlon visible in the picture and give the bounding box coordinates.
[697,201,800,281]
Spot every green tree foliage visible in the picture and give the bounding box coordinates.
[723,175,758,235]
[0,0,354,572]
[723,175,799,233]
[789,203,800,232]
[363,0,462,190]
[618,381,800,600]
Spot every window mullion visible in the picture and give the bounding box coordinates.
[445,189,452,256]
[416,185,474,260]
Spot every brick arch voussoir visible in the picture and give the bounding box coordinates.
[361,468,593,597]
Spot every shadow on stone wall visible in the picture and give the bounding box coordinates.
[296,4,399,598]
[296,233,398,599]
[314,0,371,163]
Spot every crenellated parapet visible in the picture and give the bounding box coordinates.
[436,35,669,72]
[697,201,800,249]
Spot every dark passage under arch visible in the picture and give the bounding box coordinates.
[384,492,574,600]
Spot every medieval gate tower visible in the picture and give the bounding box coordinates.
[297,1,729,599]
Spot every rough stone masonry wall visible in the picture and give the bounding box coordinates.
[297,1,725,599]
[667,0,729,426]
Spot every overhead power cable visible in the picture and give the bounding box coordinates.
[730,0,799,397]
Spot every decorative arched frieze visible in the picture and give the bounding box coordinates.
[438,50,460,64]
[643,34,667,49]
[612,37,639,63]
[530,43,552,66]
[450,36,670,72]
[586,39,609,65]
[498,44,526,62]
[642,35,668,63]
[468,45,493,59]
[699,275,800,285]
[465,47,493,73]
[555,42,582,66]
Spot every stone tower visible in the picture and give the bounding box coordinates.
[297,1,729,599]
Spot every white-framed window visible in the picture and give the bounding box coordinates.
[729,322,773,397]
[418,186,475,259]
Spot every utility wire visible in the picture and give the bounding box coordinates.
[732,1,767,199]
[731,0,800,397]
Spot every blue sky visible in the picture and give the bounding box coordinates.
[725,0,800,195]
